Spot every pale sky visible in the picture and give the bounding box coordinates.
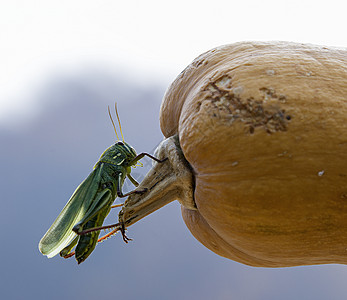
[1,0,347,125]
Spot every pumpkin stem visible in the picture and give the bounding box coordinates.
[118,135,196,229]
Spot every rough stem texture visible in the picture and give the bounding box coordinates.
[119,135,196,229]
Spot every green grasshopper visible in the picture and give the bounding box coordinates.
[39,104,166,264]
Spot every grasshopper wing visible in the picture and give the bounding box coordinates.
[39,165,104,258]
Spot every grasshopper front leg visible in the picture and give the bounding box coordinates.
[117,155,168,198]
[130,152,168,165]
[116,173,148,198]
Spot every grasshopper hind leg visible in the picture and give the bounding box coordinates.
[119,222,132,243]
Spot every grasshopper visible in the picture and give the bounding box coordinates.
[39,104,166,264]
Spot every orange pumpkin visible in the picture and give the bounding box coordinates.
[120,41,347,267]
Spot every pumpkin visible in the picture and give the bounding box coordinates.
[120,41,347,267]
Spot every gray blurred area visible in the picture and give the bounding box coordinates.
[1,68,347,300]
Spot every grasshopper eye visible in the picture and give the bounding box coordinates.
[117,141,124,146]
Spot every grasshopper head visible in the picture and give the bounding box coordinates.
[97,141,137,167]
[115,141,137,163]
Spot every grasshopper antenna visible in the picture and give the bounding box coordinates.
[108,105,120,141]
[114,102,125,142]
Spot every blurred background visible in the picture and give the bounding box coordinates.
[1,1,347,299]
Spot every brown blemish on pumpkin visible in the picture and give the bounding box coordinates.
[201,75,291,134]
[260,87,287,103]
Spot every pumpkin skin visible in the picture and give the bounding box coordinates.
[160,41,347,267]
